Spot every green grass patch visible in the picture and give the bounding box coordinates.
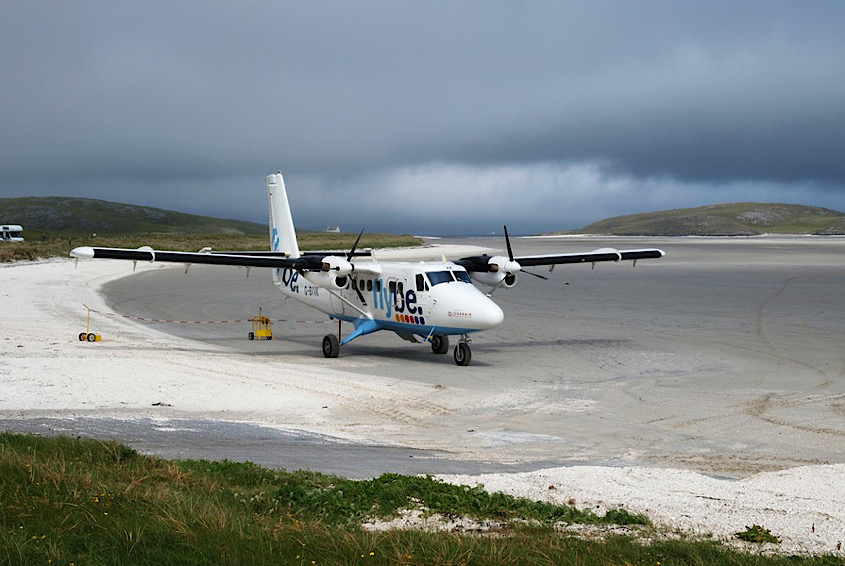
[177,461,648,527]
[1,432,840,565]
[736,525,781,544]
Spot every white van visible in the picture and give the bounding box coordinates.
[0,225,24,242]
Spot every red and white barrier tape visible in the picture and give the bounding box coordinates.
[86,308,334,325]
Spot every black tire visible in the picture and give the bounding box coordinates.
[322,334,340,358]
[431,335,449,354]
[248,332,254,340]
[86,333,96,342]
[267,335,272,341]
[454,342,471,366]
[78,332,87,342]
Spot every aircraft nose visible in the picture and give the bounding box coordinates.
[431,283,505,331]
[474,297,504,329]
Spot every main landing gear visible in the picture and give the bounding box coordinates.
[322,331,472,366]
[322,334,340,358]
[430,335,449,355]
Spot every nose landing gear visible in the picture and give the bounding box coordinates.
[453,336,471,366]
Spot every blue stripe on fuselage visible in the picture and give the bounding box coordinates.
[331,315,482,340]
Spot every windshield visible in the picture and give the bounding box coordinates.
[453,270,472,283]
[426,270,472,286]
[426,271,453,286]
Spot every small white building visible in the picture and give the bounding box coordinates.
[324,225,340,233]
[0,225,24,242]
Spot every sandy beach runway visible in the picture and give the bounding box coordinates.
[2,236,845,554]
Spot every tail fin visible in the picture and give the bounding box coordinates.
[266,172,300,259]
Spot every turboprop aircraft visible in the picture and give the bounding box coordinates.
[71,172,664,365]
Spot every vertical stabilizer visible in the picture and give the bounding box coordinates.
[266,172,300,259]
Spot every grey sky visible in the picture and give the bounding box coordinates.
[2,2,844,234]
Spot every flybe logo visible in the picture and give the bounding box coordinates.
[371,279,423,322]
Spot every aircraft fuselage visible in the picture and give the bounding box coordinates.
[273,260,504,341]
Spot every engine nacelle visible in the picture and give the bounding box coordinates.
[320,255,353,276]
[302,270,349,291]
[470,255,521,289]
[470,270,518,289]
[486,255,521,274]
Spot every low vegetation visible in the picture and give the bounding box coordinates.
[0,232,422,263]
[2,433,840,565]
[736,525,782,545]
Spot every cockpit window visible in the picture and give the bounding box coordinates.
[453,270,472,283]
[425,270,472,286]
[426,271,454,286]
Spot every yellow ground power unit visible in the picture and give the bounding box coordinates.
[248,308,273,340]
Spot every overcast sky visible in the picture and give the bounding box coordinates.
[2,2,844,234]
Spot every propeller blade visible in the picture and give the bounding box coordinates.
[503,225,514,261]
[352,278,367,305]
[347,228,365,261]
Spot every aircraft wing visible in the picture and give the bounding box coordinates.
[70,246,323,270]
[205,249,373,258]
[454,247,664,272]
[514,248,665,267]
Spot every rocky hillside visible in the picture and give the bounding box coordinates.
[577,203,845,236]
[0,196,265,235]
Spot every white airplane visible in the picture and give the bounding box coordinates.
[71,172,664,365]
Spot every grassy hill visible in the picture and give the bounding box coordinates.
[0,196,267,236]
[576,203,845,236]
[0,196,422,262]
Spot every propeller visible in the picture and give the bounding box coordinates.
[503,225,548,280]
[348,228,367,305]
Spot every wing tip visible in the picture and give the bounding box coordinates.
[70,246,95,259]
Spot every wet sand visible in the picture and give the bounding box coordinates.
[96,236,845,476]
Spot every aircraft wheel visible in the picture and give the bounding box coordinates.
[78,332,87,342]
[86,333,96,342]
[248,332,255,341]
[322,334,340,358]
[431,335,449,355]
[267,335,272,341]
[453,342,471,366]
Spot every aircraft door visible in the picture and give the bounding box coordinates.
[328,279,347,314]
[413,272,432,322]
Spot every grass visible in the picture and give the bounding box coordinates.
[2,432,843,565]
[736,525,781,545]
[0,232,422,263]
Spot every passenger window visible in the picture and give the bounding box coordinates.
[397,282,404,295]
[389,281,396,293]
[367,279,373,291]
[375,280,381,292]
[416,273,425,292]
[359,279,366,290]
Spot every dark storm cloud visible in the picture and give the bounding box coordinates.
[2,2,845,233]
